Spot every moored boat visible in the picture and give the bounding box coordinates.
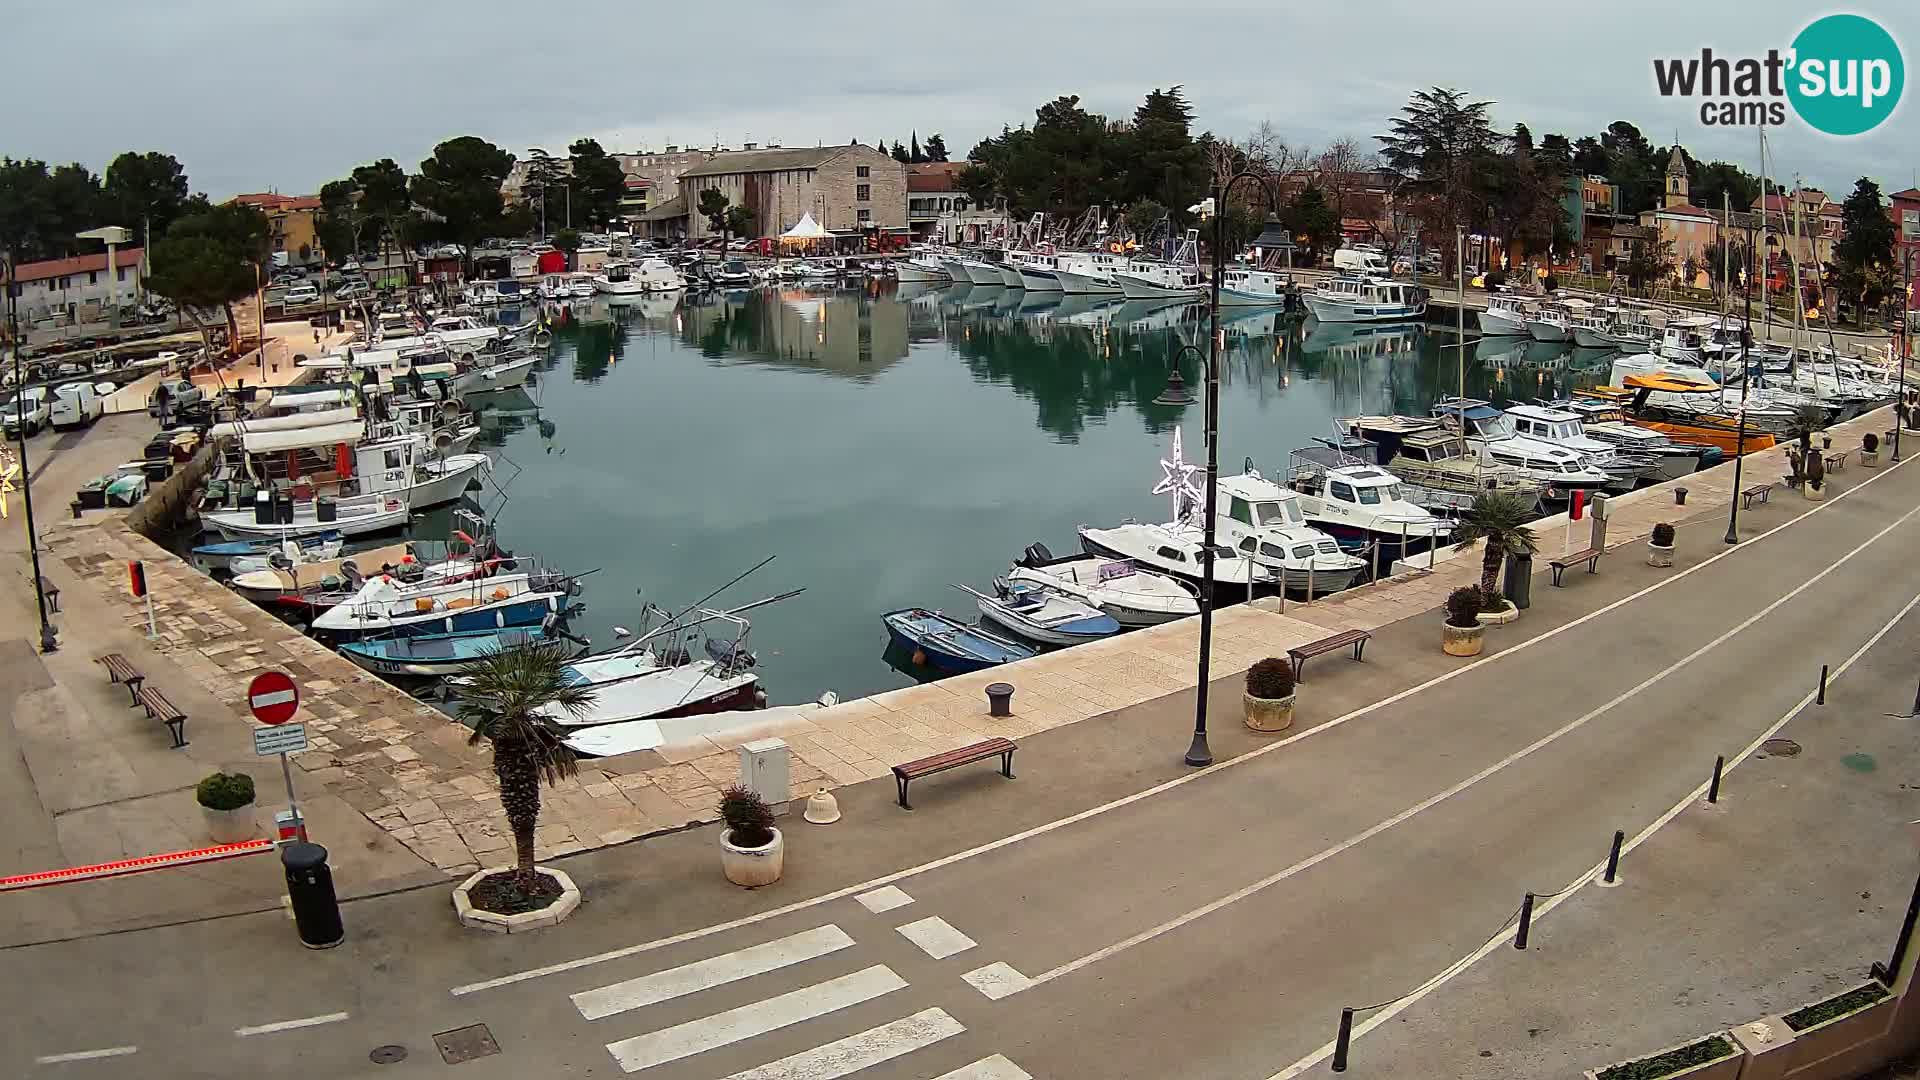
[882,608,1036,673]
[957,580,1121,645]
[1008,544,1199,627]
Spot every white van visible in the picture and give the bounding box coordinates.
[51,381,104,429]
[1333,248,1390,275]
[2,387,51,437]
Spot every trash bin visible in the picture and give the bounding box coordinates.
[254,488,274,524]
[316,497,337,523]
[1503,551,1533,610]
[281,842,344,949]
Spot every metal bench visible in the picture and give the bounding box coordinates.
[133,686,188,749]
[1287,629,1373,680]
[97,653,145,705]
[1548,548,1602,586]
[1741,484,1772,510]
[893,737,1016,810]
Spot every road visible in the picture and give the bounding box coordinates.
[7,455,1920,1079]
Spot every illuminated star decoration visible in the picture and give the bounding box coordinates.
[1152,427,1205,525]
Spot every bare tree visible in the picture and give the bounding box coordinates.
[1314,137,1377,222]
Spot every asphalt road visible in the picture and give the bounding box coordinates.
[7,457,1920,1080]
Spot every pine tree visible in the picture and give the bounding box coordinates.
[891,141,911,163]
[1831,177,1896,323]
[910,132,925,163]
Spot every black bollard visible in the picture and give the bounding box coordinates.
[1707,755,1724,804]
[1602,829,1625,885]
[1331,1008,1354,1072]
[1818,664,1829,705]
[1515,892,1536,950]
[1912,676,1920,718]
[282,842,344,949]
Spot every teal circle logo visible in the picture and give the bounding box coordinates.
[1788,14,1904,136]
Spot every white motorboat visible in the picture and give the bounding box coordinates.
[957,580,1121,645]
[227,541,413,606]
[1525,298,1593,343]
[1217,268,1293,307]
[1006,250,1064,291]
[1077,520,1274,594]
[1337,416,1547,513]
[1503,403,1655,491]
[311,570,568,641]
[895,253,952,283]
[1477,290,1534,336]
[533,613,764,727]
[1282,451,1453,559]
[1208,470,1368,595]
[1051,252,1123,294]
[1008,544,1198,627]
[597,257,686,296]
[1550,400,1720,480]
[1656,316,1714,363]
[1113,260,1204,300]
[1431,399,1612,501]
[201,427,490,540]
[226,535,346,577]
[1304,275,1427,323]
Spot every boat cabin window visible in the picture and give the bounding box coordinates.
[1156,546,1187,563]
[1260,542,1288,559]
[1319,541,1339,554]
[1238,538,1257,553]
[384,449,403,470]
[1291,544,1314,559]
[1252,499,1294,526]
[1355,485,1382,505]
[1330,482,1355,502]
[1228,497,1255,526]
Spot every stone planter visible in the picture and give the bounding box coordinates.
[1647,542,1674,568]
[1582,1032,1742,1080]
[1861,450,1880,468]
[1778,982,1896,1073]
[721,826,785,887]
[452,866,581,933]
[202,803,257,845]
[1243,691,1295,733]
[1442,621,1485,656]
[1805,483,1827,502]
[1477,600,1518,626]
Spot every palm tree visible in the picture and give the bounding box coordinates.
[455,642,597,885]
[1452,490,1539,597]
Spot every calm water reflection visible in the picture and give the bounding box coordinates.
[478,284,1611,702]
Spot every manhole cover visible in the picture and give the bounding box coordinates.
[369,1045,407,1065]
[434,1024,500,1065]
[1761,738,1802,757]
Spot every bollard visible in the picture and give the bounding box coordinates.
[986,682,1014,718]
[1707,754,1724,804]
[1817,664,1828,705]
[1371,539,1380,583]
[1331,1007,1354,1072]
[1515,892,1536,949]
[1675,486,1688,506]
[1307,562,1315,604]
[1911,676,1920,718]
[1602,829,1625,885]
[282,842,344,949]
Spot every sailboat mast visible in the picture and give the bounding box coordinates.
[1758,130,1773,347]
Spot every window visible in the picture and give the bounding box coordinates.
[1330,482,1355,502]
[87,271,98,285]
[1228,497,1254,525]
[384,450,403,470]
[1356,486,1382,505]
[1291,545,1315,559]
[1156,546,1187,563]
[857,209,871,223]
[856,184,870,202]
[1238,538,1257,553]
[117,267,128,282]
[1253,500,1293,526]
[856,165,870,178]
[1260,542,1287,560]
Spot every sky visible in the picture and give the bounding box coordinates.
[5,1,1914,201]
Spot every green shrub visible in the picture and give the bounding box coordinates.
[1246,658,1296,700]
[719,784,776,848]
[1445,586,1486,628]
[1651,523,1675,547]
[1595,1035,1735,1080]
[196,771,256,811]
[1783,983,1888,1031]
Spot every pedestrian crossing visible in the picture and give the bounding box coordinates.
[566,896,1034,1078]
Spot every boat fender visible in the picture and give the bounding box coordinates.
[753,689,768,709]
[817,691,840,707]
[911,648,928,667]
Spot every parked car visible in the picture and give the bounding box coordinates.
[333,281,371,301]
[50,381,104,429]
[3,387,52,437]
[726,238,754,252]
[283,283,321,305]
[148,378,204,418]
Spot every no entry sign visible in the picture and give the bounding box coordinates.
[247,671,300,725]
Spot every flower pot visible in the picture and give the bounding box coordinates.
[1442,621,1485,656]
[1862,450,1879,468]
[1243,691,1295,733]
[1647,542,1674,568]
[721,826,784,887]
[202,803,257,845]
[1804,484,1826,502]
[1477,600,1518,626]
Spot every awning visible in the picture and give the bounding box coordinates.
[780,212,833,242]
[209,407,359,439]
[239,420,365,454]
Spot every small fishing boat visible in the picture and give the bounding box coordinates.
[337,625,574,677]
[956,580,1120,646]
[1476,290,1534,336]
[227,541,416,607]
[563,693,840,758]
[190,530,342,575]
[309,571,572,641]
[882,608,1036,674]
[1009,544,1198,627]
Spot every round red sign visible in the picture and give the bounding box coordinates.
[247,671,300,725]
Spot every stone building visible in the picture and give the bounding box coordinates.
[677,144,907,244]
[231,193,323,266]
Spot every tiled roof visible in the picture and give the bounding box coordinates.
[1889,188,1920,202]
[639,193,687,221]
[1,247,144,285]
[907,162,967,192]
[1655,202,1713,218]
[680,146,851,179]
[231,192,321,212]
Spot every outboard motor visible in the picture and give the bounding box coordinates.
[340,561,365,589]
[1020,542,1054,567]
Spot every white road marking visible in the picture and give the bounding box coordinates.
[1266,580,1920,1079]
[605,964,907,1073]
[962,962,1033,1000]
[717,1007,963,1080]
[935,1054,1036,1080]
[896,915,977,960]
[854,885,914,913]
[573,925,854,1021]
[450,454,1910,998]
[233,1011,350,1037]
[34,1046,138,1063]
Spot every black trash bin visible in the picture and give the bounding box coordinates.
[254,488,274,524]
[1503,551,1533,610]
[316,497,337,523]
[281,842,344,949]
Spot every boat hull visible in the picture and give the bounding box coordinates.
[895,263,948,283]
[337,628,565,677]
[1114,273,1204,300]
[1304,296,1426,323]
[1018,267,1063,292]
[1052,268,1119,295]
[974,600,1120,646]
[1477,310,1529,335]
[1076,530,1264,601]
[1572,326,1616,349]
[995,265,1025,288]
[1525,318,1571,342]
[1217,287,1285,307]
[314,593,562,643]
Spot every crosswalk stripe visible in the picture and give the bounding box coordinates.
[853,885,914,913]
[574,925,855,1021]
[718,1007,963,1080]
[934,1055,1035,1080]
[606,964,908,1073]
[895,915,976,960]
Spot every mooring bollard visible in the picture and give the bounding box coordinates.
[1708,754,1725,804]
[1602,829,1625,885]
[1818,663,1829,705]
[1675,486,1688,506]
[1331,1007,1354,1072]
[1515,892,1536,950]
[985,682,1014,718]
[1911,676,1920,718]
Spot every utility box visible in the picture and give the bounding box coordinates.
[1589,493,1610,550]
[737,738,791,812]
[1503,552,1533,610]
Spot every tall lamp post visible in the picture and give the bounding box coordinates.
[1155,170,1278,768]
[4,250,58,653]
[1897,252,1910,465]
[1725,223,1760,545]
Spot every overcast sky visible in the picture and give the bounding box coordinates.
[7,0,1913,200]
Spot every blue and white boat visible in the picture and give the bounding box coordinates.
[1303,275,1427,323]
[955,580,1121,646]
[882,608,1036,674]
[190,531,342,575]
[337,626,573,677]
[308,570,574,642]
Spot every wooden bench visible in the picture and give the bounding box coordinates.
[97,653,145,706]
[1825,452,1847,474]
[133,685,188,749]
[1741,484,1773,510]
[893,738,1016,810]
[1288,629,1373,680]
[1548,548,1602,586]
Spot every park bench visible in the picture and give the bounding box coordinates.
[97,653,145,706]
[133,685,188,749]
[1825,452,1847,474]
[1548,548,1603,587]
[1741,484,1773,510]
[1287,629,1373,680]
[893,738,1016,810]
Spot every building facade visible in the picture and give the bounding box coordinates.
[678,144,907,243]
[231,193,322,266]
[1,248,145,324]
[1635,149,1717,285]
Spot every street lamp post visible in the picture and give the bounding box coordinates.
[4,251,57,653]
[1725,224,1757,545]
[1898,253,1910,465]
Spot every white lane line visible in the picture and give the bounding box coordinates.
[935,1054,1037,1080]
[233,1011,350,1037]
[605,964,907,1074]
[896,915,977,960]
[573,925,854,1021]
[1266,580,1920,1079]
[718,1007,964,1080]
[854,885,914,913]
[449,453,1911,998]
[1010,497,1920,995]
[34,1046,138,1063]
[962,962,1033,1000]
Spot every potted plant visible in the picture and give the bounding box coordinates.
[1243,658,1297,733]
[1861,432,1880,467]
[196,771,257,844]
[1648,522,1676,567]
[1442,586,1488,656]
[719,785,784,887]
[1451,491,1536,624]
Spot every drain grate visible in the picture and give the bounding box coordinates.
[368,1045,407,1065]
[1761,738,1802,757]
[434,1024,501,1065]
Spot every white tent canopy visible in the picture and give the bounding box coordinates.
[779,212,833,242]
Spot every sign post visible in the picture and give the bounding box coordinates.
[128,560,155,639]
[248,672,307,843]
